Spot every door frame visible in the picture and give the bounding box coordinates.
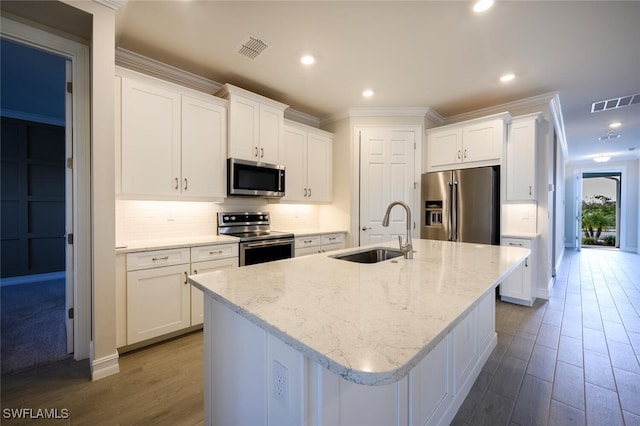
[352,124,422,247]
[2,16,91,360]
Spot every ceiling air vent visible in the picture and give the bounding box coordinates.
[591,93,640,113]
[236,34,269,60]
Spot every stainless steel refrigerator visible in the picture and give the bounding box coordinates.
[420,166,500,245]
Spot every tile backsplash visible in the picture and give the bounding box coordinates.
[116,199,325,243]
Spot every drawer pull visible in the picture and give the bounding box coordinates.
[152,256,169,261]
[304,240,313,244]
[184,271,188,285]
[328,237,336,241]
[209,250,223,255]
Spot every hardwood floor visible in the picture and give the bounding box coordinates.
[1,248,638,425]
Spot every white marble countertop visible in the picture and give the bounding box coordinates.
[115,234,239,254]
[190,239,529,386]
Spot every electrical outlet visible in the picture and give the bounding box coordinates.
[272,360,289,408]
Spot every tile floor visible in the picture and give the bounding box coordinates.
[453,248,640,426]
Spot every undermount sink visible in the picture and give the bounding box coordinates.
[330,247,403,264]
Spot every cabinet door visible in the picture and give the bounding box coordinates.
[428,128,462,168]
[306,132,332,202]
[258,103,284,164]
[461,120,502,163]
[190,257,238,326]
[127,263,190,344]
[228,96,259,161]
[121,77,181,196]
[282,126,307,202]
[181,95,227,198]
[506,119,536,201]
[499,238,533,305]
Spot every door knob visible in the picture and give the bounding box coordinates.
[361,227,371,231]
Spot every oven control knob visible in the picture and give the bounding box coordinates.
[230,216,236,221]
[223,215,230,221]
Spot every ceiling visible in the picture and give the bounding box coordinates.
[115,1,640,164]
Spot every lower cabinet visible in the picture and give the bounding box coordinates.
[295,232,345,257]
[190,256,238,325]
[118,243,238,347]
[499,237,535,306]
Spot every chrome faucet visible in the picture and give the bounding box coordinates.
[382,201,413,259]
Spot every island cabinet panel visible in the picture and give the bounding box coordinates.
[202,289,497,426]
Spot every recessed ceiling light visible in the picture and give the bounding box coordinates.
[473,0,494,13]
[500,73,515,83]
[301,55,315,65]
[593,156,611,163]
[609,121,622,129]
[362,89,374,98]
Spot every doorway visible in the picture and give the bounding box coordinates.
[0,38,71,373]
[581,171,621,249]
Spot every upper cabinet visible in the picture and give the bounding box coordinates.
[425,113,510,172]
[505,113,543,202]
[116,68,227,200]
[216,84,288,165]
[282,121,333,203]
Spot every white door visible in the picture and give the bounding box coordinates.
[574,171,583,251]
[359,128,415,246]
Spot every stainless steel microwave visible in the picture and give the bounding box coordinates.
[227,158,285,197]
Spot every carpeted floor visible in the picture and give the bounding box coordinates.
[1,279,69,374]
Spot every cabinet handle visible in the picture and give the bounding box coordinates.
[529,185,532,196]
[184,178,188,190]
[304,239,313,244]
[260,147,264,158]
[209,250,223,255]
[184,271,188,285]
[174,177,179,190]
[308,188,312,197]
[194,270,198,275]
[525,258,528,267]
[304,188,308,197]
[464,149,467,159]
[152,256,169,261]
[328,237,336,241]
[457,150,461,160]
[508,242,523,247]
[254,146,259,157]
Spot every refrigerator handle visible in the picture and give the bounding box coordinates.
[451,180,458,241]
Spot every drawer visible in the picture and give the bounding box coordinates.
[501,238,532,249]
[126,247,190,271]
[295,236,321,248]
[191,243,239,262]
[321,233,344,245]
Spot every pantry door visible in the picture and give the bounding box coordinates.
[359,127,417,246]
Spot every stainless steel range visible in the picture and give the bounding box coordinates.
[218,212,294,266]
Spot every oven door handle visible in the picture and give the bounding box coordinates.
[243,239,294,248]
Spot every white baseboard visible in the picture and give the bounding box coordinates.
[91,352,120,381]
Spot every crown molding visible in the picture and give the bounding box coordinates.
[321,106,434,126]
[446,92,559,124]
[115,48,222,95]
[284,109,320,128]
[93,0,127,11]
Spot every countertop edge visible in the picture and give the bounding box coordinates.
[190,244,530,386]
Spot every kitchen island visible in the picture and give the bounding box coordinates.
[190,239,529,426]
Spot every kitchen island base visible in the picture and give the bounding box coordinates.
[204,291,496,426]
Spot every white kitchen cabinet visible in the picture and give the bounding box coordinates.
[425,113,510,172]
[217,84,288,165]
[499,237,535,306]
[190,243,239,326]
[295,232,345,256]
[126,248,191,344]
[283,121,333,202]
[506,113,542,201]
[120,75,181,197]
[117,68,227,199]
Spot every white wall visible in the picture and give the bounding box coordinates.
[565,159,639,253]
